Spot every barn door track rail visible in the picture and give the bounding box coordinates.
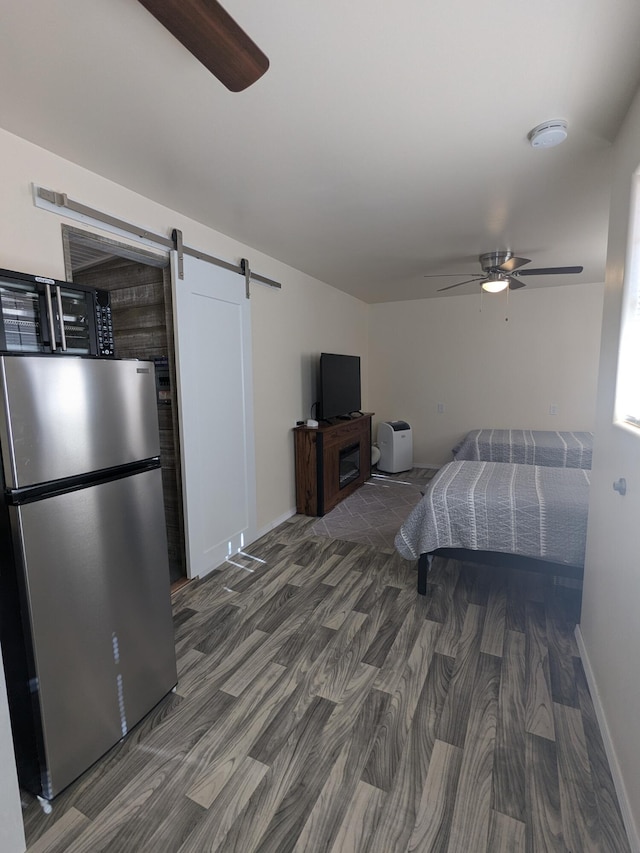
[33,185,281,298]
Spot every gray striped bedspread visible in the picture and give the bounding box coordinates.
[395,460,590,567]
[452,429,593,468]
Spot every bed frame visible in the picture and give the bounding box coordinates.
[417,548,583,595]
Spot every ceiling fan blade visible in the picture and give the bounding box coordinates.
[136,0,270,92]
[508,277,526,290]
[517,265,583,276]
[424,272,476,278]
[437,277,483,292]
[498,256,531,273]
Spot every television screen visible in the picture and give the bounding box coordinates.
[319,353,361,420]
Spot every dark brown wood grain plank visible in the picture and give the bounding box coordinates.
[319,570,377,630]
[140,796,206,853]
[186,662,297,809]
[249,677,331,767]
[71,687,234,820]
[406,738,463,853]
[480,568,507,657]
[447,652,501,853]
[173,757,268,852]
[328,781,386,853]
[227,556,314,610]
[493,629,526,821]
[372,598,428,694]
[361,618,441,790]
[486,809,526,852]
[524,600,555,740]
[249,683,380,853]
[437,603,486,748]
[62,741,210,852]
[435,561,470,656]
[273,623,336,671]
[315,587,401,703]
[352,554,405,612]
[285,688,390,853]
[361,588,406,667]
[545,591,580,708]
[176,629,270,698]
[525,732,566,852]
[304,610,369,702]
[25,807,91,853]
[199,696,336,853]
[506,568,527,633]
[553,701,602,852]
[192,603,245,655]
[357,652,453,853]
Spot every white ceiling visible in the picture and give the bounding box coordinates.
[2,0,640,302]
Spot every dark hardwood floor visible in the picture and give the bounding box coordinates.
[21,514,631,852]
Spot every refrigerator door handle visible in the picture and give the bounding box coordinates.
[55,286,67,351]
[45,285,57,352]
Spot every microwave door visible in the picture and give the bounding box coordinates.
[0,280,52,353]
[57,285,95,355]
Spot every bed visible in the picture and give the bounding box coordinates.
[452,429,593,469]
[394,460,590,594]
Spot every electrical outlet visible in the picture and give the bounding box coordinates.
[549,403,559,416]
[437,402,445,414]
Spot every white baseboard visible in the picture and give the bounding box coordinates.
[252,507,297,542]
[575,625,640,852]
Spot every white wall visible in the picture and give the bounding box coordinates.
[579,82,640,848]
[250,267,369,530]
[369,283,604,464]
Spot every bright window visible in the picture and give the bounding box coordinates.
[615,171,640,428]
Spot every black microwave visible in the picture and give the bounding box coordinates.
[0,268,114,357]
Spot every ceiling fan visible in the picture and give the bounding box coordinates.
[136,0,269,92]
[425,252,583,293]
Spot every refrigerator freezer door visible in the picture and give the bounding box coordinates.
[13,467,176,798]
[0,356,160,489]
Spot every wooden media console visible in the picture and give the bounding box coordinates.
[293,414,373,516]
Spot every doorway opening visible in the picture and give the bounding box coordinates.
[62,225,186,585]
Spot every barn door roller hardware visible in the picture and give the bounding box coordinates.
[34,185,282,296]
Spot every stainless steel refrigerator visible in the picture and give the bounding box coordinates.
[0,355,177,801]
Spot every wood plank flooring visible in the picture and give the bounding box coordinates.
[21,514,631,852]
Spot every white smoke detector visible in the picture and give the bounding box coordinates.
[528,120,568,148]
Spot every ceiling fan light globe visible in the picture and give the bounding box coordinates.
[482,276,509,293]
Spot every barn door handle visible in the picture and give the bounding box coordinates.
[613,477,627,496]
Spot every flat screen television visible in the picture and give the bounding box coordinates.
[319,352,361,420]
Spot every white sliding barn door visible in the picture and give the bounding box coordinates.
[171,252,256,579]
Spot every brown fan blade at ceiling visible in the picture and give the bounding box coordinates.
[437,277,483,292]
[136,0,269,92]
[517,266,583,276]
[508,277,526,289]
[498,256,531,273]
